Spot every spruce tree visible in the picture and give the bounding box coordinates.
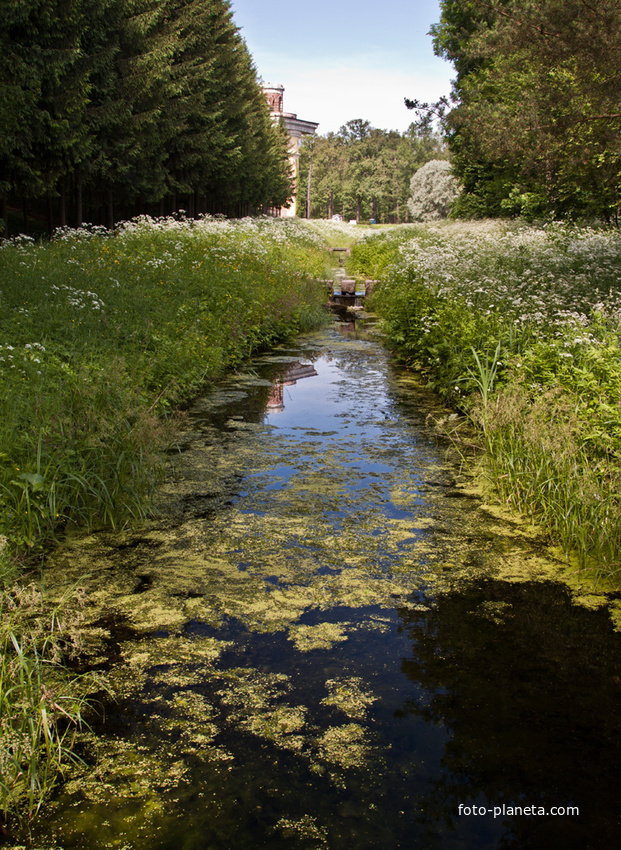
[1,0,90,233]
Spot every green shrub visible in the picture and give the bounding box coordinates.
[0,216,330,560]
[369,219,621,581]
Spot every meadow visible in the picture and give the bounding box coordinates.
[5,212,621,826]
[0,214,329,825]
[350,220,621,584]
[0,215,329,566]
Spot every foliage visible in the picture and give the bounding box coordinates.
[0,216,330,559]
[0,581,103,827]
[419,0,621,221]
[347,224,426,280]
[297,121,448,223]
[408,160,461,221]
[360,219,621,581]
[0,215,330,831]
[0,0,291,236]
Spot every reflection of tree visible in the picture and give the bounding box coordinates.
[396,580,621,849]
[266,362,318,414]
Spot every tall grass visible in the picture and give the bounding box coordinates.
[0,215,330,560]
[356,220,621,583]
[0,581,101,829]
[0,214,331,829]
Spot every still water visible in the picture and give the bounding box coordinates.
[23,330,621,849]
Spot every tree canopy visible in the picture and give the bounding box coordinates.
[0,0,292,235]
[297,120,447,223]
[408,159,460,221]
[415,0,621,221]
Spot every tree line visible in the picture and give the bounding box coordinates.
[297,119,447,223]
[0,0,292,237]
[408,0,621,222]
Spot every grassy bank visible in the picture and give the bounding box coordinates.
[0,578,104,826]
[0,215,329,564]
[0,214,330,827]
[350,220,621,584]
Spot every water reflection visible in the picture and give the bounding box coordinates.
[266,361,318,413]
[17,331,621,850]
[396,580,621,849]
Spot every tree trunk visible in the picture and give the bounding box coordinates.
[22,195,29,235]
[1,197,7,239]
[394,157,400,224]
[106,189,114,230]
[75,177,83,228]
[306,150,312,219]
[47,193,54,236]
[59,181,67,228]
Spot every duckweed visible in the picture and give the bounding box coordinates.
[19,331,621,850]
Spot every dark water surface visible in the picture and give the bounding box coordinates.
[20,330,621,849]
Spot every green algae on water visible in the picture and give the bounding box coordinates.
[26,331,621,849]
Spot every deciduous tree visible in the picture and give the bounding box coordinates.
[408,159,460,220]
[298,121,447,222]
[423,0,621,221]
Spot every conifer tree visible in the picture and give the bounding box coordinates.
[163,0,230,213]
[0,0,292,229]
[198,0,291,214]
[1,0,90,233]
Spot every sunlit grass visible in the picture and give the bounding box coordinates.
[0,581,104,829]
[354,219,621,583]
[0,215,330,562]
[0,213,332,828]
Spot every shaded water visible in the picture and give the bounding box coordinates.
[20,331,621,849]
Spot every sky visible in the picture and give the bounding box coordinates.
[229,0,455,136]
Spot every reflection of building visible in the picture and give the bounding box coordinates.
[267,381,285,412]
[266,361,318,413]
[263,84,318,218]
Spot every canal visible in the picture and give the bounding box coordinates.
[22,329,621,849]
